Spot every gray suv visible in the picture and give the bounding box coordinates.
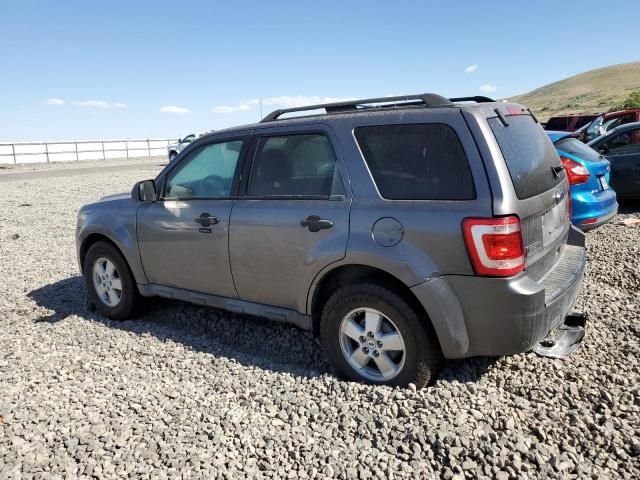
[76,94,587,388]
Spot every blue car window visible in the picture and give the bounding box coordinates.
[555,138,602,162]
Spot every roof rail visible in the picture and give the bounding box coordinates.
[260,93,454,122]
[449,96,496,103]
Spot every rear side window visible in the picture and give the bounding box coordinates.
[488,115,562,199]
[354,124,475,200]
[555,137,602,162]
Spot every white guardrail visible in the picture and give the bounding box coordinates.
[0,138,178,165]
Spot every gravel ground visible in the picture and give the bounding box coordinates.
[0,164,639,479]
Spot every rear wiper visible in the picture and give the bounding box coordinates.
[552,165,565,178]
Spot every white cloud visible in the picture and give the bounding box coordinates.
[71,100,128,109]
[464,64,478,73]
[211,96,358,114]
[44,98,64,105]
[211,98,259,113]
[73,100,109,108]
[160,105,190,114]
[262,96,356,107]
[479,84,498,93]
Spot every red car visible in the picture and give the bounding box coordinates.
[544,113,600,132]
[583,108,640,142]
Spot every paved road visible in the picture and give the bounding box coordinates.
[0,161,167,182]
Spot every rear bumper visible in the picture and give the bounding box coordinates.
[412,227,586,359]
[578,206,618,231]
[571,188,618,230]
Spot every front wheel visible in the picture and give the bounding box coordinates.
[83,241,142,320]
[168,151,177,162]
[320,283,442,388]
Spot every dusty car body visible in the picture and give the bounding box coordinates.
[77,94,587,388]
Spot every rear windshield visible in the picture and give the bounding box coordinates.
[488,114,562,199]
[555,137,602,162]
[354,123,475,200]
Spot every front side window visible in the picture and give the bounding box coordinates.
[164,140,243,199]
[248,133,338,197]
[354,123,475,200]
[603,128,640,155]
[182,134,196,144]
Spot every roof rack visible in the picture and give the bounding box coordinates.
[260,93,454,122]
[448,96,496,103]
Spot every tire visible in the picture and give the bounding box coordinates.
[169,151,177,162]
[83,241,142,320]
[320,283,443,388]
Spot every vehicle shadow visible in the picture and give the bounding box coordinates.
[27,276,499,385]
[618,198,640,215]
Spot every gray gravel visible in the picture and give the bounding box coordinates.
[1,164,639,479]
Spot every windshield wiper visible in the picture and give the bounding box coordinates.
[552,165,565,178]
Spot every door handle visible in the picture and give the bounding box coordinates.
[195,213,219,227]
[300,215,334,232]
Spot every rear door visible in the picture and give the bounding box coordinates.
[228,125,350,313]
[595,127,640,195]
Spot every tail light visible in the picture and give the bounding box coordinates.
[462,216,525,277]
[560,156,590,185]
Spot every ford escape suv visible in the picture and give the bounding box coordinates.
[76,93,587,388]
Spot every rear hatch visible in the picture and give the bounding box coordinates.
[476,105,572,281]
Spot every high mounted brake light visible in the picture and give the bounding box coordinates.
[505,106,528,116]
[560,156,590,185]
[462,216,525,277]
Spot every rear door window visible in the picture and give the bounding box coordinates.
[555,137,603,162]
[354,124,475,200]
[248,133,338,197]
[488,114,562,199]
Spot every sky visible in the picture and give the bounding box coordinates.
[1,0,639,142]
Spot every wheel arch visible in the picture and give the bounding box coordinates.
[309,264,435,337]
[79,232,147,285]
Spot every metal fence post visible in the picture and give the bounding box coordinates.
[11,143,16,164]
[125,140,129,159]
[147,139,151,157]
[102,141,106,160]
[45,143,50,163]
[75,142,79,162]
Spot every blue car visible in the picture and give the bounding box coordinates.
[547,131,618,231]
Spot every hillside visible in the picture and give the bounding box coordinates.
[509,61,640,120]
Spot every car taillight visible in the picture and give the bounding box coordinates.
[560,156,590,185]
[462,216,525,277]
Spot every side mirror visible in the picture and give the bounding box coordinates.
[177,138,182,144]
[132,179,156,202]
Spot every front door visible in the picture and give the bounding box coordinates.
[599,127,640,196]
[229,128,350,313]
[138,137,247,297]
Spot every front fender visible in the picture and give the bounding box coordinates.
[77,208,147,285]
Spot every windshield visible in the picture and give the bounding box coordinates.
[555,137,603,162]
[586,116,604,141]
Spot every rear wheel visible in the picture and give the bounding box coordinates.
[169,151,177,162]
[83,241,142,320]
[320,283,442,388]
